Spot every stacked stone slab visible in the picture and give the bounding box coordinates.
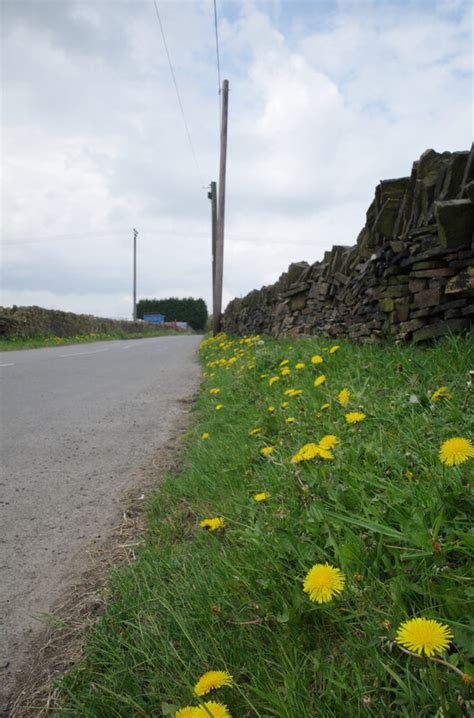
[224,147,474,342]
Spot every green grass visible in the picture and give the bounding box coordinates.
[0,328,183,351]
[56,332,473,717]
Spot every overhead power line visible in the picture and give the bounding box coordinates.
[151,0,205,188]
[213,0,222,102]
[0,230,130,245]
[1,230,316,248]
[1,227,208,246]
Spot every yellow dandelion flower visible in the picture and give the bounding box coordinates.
[338,388,350,406]
[463,674,474,685]
[320,402,331,411]
[280,367,291,376]
[284,388,303,397]
[314,446,334,460]
[254,492,271,502]
[329,345,340,354]
[281,401,289,408]
[201,432,209,440]
[395,617,453,657]
[215,404,224,411]
[314,374,326,387]
[300,443,322,460]
[292,444,313,462]
[269,376,280,386]
[260,373,268,379]
[267,406,276,413]
[286,417,296,424]
[291,443,334,463]
[318,434,338,450]
[209,388,221,394]
[303,563,345,604]
[249,427,262,436]
[279,359,289,366]
[311,354,323,365]
[199,518,225,531]
[295,362,305,369]
[194,701,232,718]
[439,437,474,466]
[175,708,197,718]
[260,446,274,456]
[431,386,451,401]
[194,671,233,696]
[404,469,414,479]
[291,451,304,463]
[345,412,366,424]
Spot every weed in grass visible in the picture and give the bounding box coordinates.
[56,331,474,717]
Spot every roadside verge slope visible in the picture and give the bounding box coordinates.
[36,333,474,716]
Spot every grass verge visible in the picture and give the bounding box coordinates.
[0,329,184,351]
[55,332,473,717]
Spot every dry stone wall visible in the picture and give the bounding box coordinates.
[224,147,474,342]
[0,306,170,339]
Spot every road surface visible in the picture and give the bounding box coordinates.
[0,335,202,703]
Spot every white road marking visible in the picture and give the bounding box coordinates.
[59,348,110,358]
[0,363,15,367]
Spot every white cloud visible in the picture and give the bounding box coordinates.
[1,0,472,318]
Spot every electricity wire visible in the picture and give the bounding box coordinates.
[1,233,317,248]
[151,0,205,188]
[1,230,129,245]
[1,228,208,246]
[213,0,222,104]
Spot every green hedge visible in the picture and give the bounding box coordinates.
[137,297,208,331]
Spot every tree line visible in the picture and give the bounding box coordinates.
[137,297,208,331]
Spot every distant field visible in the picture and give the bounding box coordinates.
[55,331,473,717]
[0,328,183,351]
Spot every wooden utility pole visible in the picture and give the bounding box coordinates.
[133,228,138,321]
[208,181,217,323]
[213,79,229,335]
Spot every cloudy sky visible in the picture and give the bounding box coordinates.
[1,0,472,319]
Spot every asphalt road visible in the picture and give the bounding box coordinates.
[0,335,202,700]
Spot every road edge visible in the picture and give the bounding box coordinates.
[5,392,199,717]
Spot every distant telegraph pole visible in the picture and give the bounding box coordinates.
[133,227,138,321]
[208,181,217,323]
[213,79,229,335]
